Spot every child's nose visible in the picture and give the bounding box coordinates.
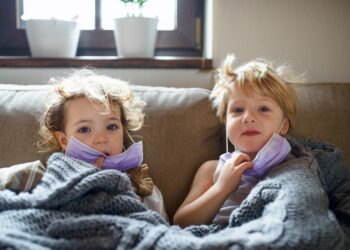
[94,133,108,145]
[242,110,256,123]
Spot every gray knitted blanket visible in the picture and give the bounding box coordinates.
[0,138,349,250]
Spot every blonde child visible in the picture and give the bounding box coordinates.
[39,69,168,221]
[174,55,298,227]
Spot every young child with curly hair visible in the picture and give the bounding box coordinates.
[39,69,168,221]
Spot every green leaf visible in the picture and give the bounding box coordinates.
[119,0,148,8]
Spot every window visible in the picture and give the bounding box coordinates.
[0,0,205,57]
[21,0,177,31]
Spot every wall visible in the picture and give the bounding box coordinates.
[0,68,214,88]
[212,0,350,83]
[0,0,349,88]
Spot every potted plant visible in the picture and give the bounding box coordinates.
[113,0,158,58]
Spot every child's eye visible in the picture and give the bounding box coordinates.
[107,124,118,131]
[78,127,90,133]
[258,106,270,112]
[232,107,244,113]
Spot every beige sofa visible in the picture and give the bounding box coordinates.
[0,83,349,222]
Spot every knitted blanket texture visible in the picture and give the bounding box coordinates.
[0,138,349,250]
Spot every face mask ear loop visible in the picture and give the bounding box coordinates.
[125,129,135,144]
[226,132,229,153]
[277,119,286,135]
[61,133,71,154]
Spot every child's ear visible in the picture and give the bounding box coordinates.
[280,119,290,136]
[55,131,68,151]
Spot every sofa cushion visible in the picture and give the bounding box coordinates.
[133,86,223,218]
[291,83,350,168]
[0,85,50,165]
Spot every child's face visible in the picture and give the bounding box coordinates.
[56,97,124,156]
[226,90,289,159]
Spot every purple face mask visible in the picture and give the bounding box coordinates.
[65,136,143,171]
[243,133,291,178]
[218,133,291,179]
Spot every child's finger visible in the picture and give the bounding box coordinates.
[95,156,105,169]
[236,161,253,174]
[232,153,251,166]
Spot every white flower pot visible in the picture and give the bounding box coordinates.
[113,17,158,58]
[25,19,80,58]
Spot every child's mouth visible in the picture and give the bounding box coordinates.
[242,130,260,136]
[101,151,110,157]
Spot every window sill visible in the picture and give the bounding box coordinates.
[0,56,213,69]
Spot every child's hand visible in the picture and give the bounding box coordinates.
[215,153,253,195]
[95,156,105,169]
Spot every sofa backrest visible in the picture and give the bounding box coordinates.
[0,83,349,221]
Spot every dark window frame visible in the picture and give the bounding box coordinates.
[0,0,205,57]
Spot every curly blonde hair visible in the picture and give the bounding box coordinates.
[210,54,300,132]
[38,69,145,152]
